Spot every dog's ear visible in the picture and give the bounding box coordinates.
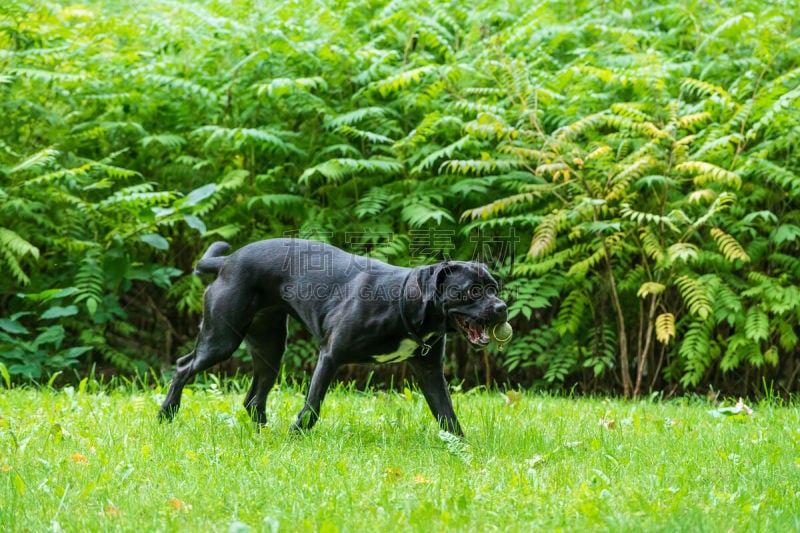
[434,261,451,296]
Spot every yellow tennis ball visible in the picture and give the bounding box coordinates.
[491,322,513,343]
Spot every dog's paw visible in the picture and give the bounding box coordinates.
[288,422,310,435]
[157,406,178,423]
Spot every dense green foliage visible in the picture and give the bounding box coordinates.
[2,380,799,531]
[1,0,799,395]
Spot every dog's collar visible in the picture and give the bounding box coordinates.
[399,271,440,356]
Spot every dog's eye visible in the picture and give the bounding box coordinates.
[468,286,483,299]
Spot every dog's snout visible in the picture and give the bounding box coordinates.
[493,300,508,319]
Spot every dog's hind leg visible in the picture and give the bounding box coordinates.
[243,311,288,425]
[159,284,254,421]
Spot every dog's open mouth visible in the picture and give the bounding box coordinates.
[454,314,490,346]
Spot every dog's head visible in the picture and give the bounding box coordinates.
[432,261,508,347]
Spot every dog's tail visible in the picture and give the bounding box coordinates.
[193,241,232,275]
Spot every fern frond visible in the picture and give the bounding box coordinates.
[369,65,437,96]
[721,334,752,372]
[10,67,88,84]
[620,203,680,232]
[138,72,219,103]
[99,187,176,209]
[555,289,589,335]
[141,134,187,150]
[679,317,716,386]
[193,126,301,155]
[354,188,399,218]
[610,103,652,123]
[637,282,666,298]
[535,162,571,181]
[715,281,743,326]
[675,161,741,189]
[776,318,799,351]
[605,115,668,140]
[677,112,712,131]
[744,159,800,198]
[299,158,403,184]
[9,149,60,174]
[441,159,524,176]
[554,113,606,140]
[455,100,507,117]
[566,244,607,280]
[609,156,656,200]
[335,125,394,145]
[690,191,736,229]
[691,133,739,160]
[461,191,539,221]
[73,247,104,316]
[413,135,471,174]
[709,227,750,263]
[655,312,675,345]
[744,306,769,342]
[687,188,717,204]
[463,114,522,141]
[255,76,327,98]
[675,274,712,319]
[400,200,454,228]
[640,228,665,262]
[324,106,392,128]
[0,228,40,285]
[528,211,560,259]
[748,87,800,140]
[680,78,731,101]
[246,194,306,216]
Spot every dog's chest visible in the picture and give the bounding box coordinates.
[372,334,436,364]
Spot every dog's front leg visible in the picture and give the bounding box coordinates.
[292,349,338,432]
[408,340,464,437]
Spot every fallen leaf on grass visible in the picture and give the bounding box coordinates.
[100,505,119,517]
[735,397,754,416]
[525,455,546,468]
[383,468,403,481]
[501,390,523,406]
[414,474,433,484]
[438,430,473,465]
[169,498,192,512]
[70,452,89,464]
[598,417,615,429]
[708,397,754,418]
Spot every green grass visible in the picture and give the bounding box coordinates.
[1,380,799,532]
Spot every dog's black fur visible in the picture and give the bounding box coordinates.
[159,238,507,436]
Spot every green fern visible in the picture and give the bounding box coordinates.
[675,275,713,319]
[555,289,590,335]
[0,228,40,285]
[675,161,741,189]
[528,212,561,259]
[400,199,455,228]
[299,158,403,184]
[655,313,675,345]
[710,227,750,263]
[744,306,769,343]
[73,248,105,317]
[679,317,716,387]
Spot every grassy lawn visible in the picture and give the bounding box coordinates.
[1,381,799,532]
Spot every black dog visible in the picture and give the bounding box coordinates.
[158,238,507,436]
